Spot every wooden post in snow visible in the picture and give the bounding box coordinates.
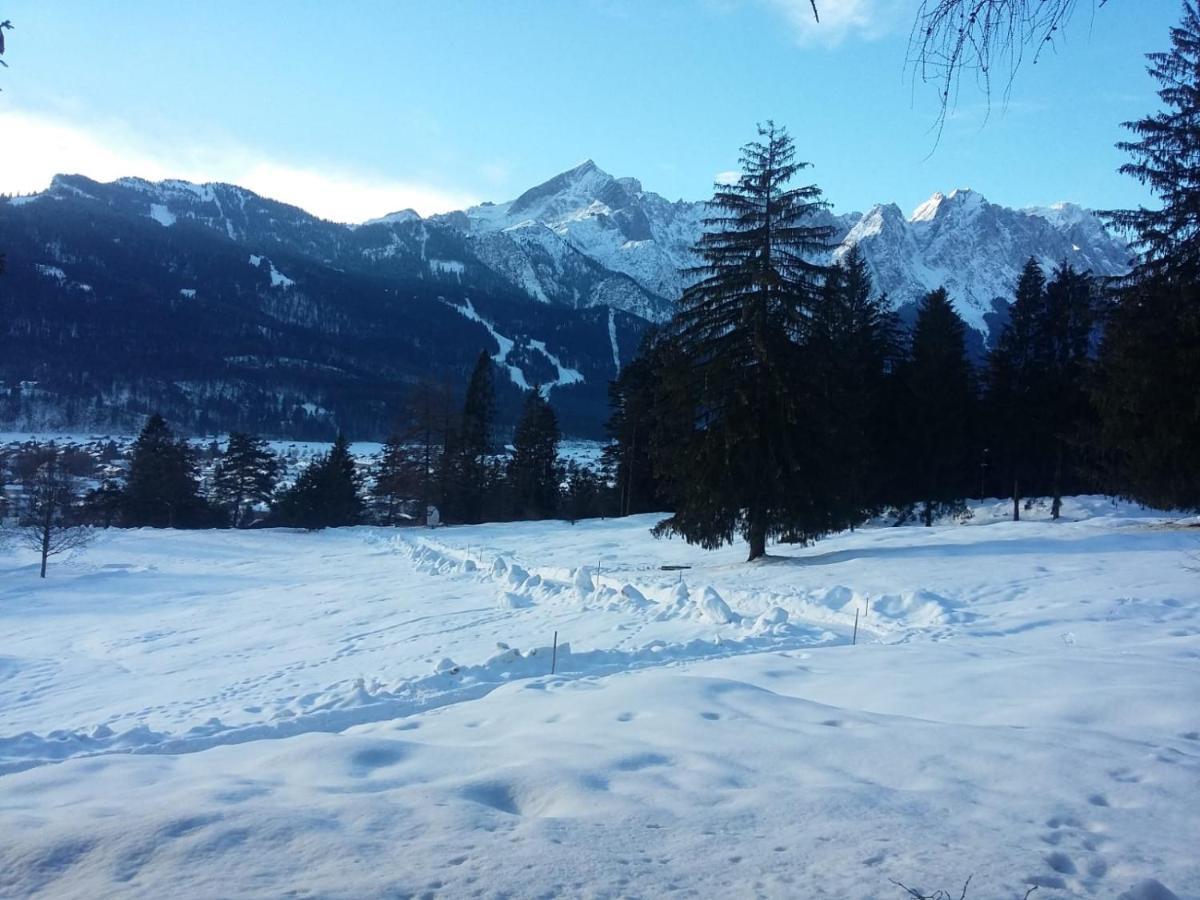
[551,631,558,675]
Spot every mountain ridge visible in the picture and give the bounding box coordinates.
[9,162,1131,340]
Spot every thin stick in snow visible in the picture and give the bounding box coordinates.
[852,608,859,646]
[551,631,558,674]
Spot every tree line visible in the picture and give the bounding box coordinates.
[0,352,612,575]
[605,4,1200,559]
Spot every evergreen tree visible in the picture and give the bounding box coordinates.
[563,461,605,523]
[809,245,899,527]
[602,331,673,517]
[653,121,835,561]
[81,478,124,528]
[123,414,209,528]
[402,378,454,525]
[1106,2,1200,280]
[986,258,1047,521]
[902,288,975,526]
[1040,263,1098,517]
[212,432,278,527]
[455,351,497,524]
[506,389,561,520]
[1097,3,1200,511]
[371,432,413,525]
[274,433,364,529]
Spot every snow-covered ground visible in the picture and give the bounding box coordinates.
[1,497,1197,898]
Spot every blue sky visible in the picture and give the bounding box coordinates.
[0,0,1182,221]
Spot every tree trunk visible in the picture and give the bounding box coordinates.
[1012,477,1020,522]
[1051,443,1064,520]
[40,524,49,579]
[747,516,767,562]
[923,500,933,527]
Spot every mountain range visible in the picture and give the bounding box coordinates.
[0,162,1131,438]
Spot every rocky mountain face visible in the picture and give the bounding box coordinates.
[0,163,1131,438]
[839,189,1131,335]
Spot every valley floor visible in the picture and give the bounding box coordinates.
[0,499,1197,899]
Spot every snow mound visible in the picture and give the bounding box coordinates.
[498,591,533,610]
[697,587,737,625]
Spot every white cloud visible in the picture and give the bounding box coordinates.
[715,170,742,185]
[0,109,478,222]
[761,0,906,47]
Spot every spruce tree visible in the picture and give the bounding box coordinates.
[1097,2,1200,511]
[274,433,364,529]
[1040,263,1097,517]
[403,378,454,525]
[903,288,975,526]
[653,121,835,561]
[602,331,674,517]
[506,389,561,520]
[986,258,1047,521]
[810,245,899,527]
[563,461,604,523]
[455,351,497,524]
[212,432,278,527]
[123,414,208,528]
[371,432,413,525]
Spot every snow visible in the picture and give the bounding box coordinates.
[607,305,621,371]
[0,497,1196,898]
[910,190,949,222]
[429,258,465,278]
[178,288,196,299]
[248,254,294,288]
[35,264,67,282]
[442,298,586,395]
[363,208,422,227]
[148,203,176,227]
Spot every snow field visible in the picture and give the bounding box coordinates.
[0,497,1197,897]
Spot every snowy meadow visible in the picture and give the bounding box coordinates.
[1,498,1197,899]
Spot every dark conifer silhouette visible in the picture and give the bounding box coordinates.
[507,389,561,520]
[1098,3,1200,512]
[902,288,975,526]
[212,432,278,527]
[123,414,209,528]
[455,351,497,524]
[653,122,834,560]
[274,433,364,529]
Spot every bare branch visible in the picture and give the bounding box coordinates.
[907,1,1103,141]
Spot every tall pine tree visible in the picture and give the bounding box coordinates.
[986,258,1047,521]
[603,331,675,517]
[506,388,561,521]
[371,432,413,525]
[809,245,899,528]
[902,288,975,526]
[653,122,834,560]
[454,351,497,524]
[1097,2,1200,511]
[123,414,209,528]
[212,432,278,527]
[274,433,364,529]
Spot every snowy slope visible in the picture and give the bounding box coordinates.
[0,499,1197,898]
